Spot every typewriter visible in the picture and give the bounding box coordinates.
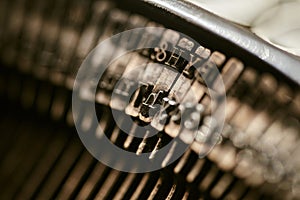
[0,0,299,199]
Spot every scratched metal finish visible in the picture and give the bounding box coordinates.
[144,0,300,85]
[185,0,300,56]
[0,0,299,199]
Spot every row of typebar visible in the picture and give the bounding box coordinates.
[0,0,299,199]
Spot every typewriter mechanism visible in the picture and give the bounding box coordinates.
[0,0,299,199]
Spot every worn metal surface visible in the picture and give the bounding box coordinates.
[144,0,300,85]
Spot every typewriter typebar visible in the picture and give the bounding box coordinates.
[0,0,299,199]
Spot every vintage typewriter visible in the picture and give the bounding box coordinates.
[0,0,299,199]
